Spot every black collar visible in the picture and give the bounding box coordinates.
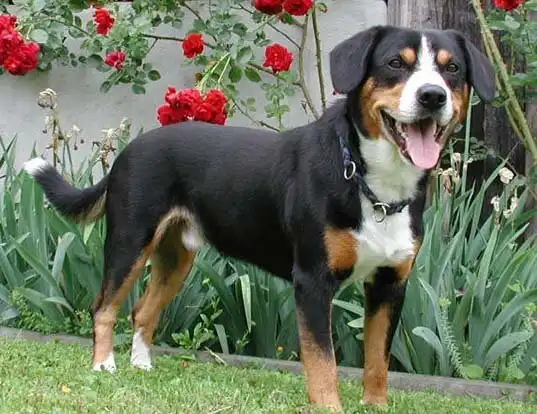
[338,116,413,223]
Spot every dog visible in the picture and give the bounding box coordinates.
[24,25,495,411]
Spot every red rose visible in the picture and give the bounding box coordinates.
[94,8,115,36]
[165,87,203,121]
[254,0,284,15]
[283,0,314,16]
[194,89,228,124]
[3,40,40,75]
[263,43,293,73]
[157,87,228,126]
[104,51,126,70]
[204,89,228,112]
[493,0,524,10]
[0,31,23,64]
[0,14,17,34]
[157,104,182,126]
[182,33,205,59]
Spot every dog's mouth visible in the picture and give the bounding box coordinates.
[381,111,448,170]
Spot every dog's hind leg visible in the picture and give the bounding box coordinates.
[130,219,197,370]
[91,231,151,373]
[293,262,342,412]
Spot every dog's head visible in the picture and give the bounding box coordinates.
[330,26,496,170]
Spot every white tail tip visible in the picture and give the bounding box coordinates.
[24,157,49,176]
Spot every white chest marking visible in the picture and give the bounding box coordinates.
[351,204,415,282]
[349,135,423,282]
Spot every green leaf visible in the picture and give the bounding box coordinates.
[148,70,161,81]
[236,46,253,65]
[244,67,262,83]
[460,364,484,380]
[412,326,446,366]
[214,324,229,354]
[51,232,75,282]
[100,81,112,94]
[280,12,294,24]
[29,29,48,44]
[87,54,104,69]
[504,15,521,31]
[239,274,252,332]
[228,66,243,83]
[483,331,533,370]
[132,84,146,94]
[33,0,45,12]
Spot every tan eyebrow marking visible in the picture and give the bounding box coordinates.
[437,49,453,66]
[400,48,416,66]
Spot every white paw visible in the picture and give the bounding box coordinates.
[93,353,116,373]
[131,329,152,370]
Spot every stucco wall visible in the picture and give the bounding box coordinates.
[1,1,387,170]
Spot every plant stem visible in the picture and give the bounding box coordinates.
[472,0,537,165]
[276,77,283,130]
[297,15,319,119]
[230,97,279,132]
[311,7,326,112]
[140,33,218,49]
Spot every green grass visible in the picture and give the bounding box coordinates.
[0,337,534,413]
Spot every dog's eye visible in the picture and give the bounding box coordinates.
[388,58,403,69]
[446,62,459,73]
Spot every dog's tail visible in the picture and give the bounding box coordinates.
[24,157,108,223]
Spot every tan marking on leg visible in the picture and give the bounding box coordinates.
[297,310,342,412]
[133,246,196,348]
[362,305,391,406]
[400,47,416,66]
[437,49,453,66]
[131,213,199,368]
[92,250,149,367]
[324,227,358,272]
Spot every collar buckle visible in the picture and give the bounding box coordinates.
[343,161,357,180]
[372,202,390,223]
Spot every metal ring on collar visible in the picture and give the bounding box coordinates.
[343,161,357,180]
[372,202,390,223]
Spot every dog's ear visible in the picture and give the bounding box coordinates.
[447,29,496,103]
[329,26,383,94]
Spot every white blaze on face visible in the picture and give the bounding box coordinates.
[398,35,453,126]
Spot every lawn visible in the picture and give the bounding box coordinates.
[0,337,534,413]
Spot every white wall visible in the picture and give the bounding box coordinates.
[1,1,386,169]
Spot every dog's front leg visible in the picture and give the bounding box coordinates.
[293,262,342,412]
[362,264,410,406]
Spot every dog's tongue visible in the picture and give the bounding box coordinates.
[405,119,441,169]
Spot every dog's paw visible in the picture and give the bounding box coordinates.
[130,329,152,371]
[93,353,117,373]
[360,398,388,411]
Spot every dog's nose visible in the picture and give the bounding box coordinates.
[417,84,447,111]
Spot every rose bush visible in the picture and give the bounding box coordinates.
[0,13,39,75]
[0,0,329,130]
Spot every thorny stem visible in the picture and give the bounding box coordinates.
[311,7,327,112]
[472,0,537,165]
[230,96,279,132]
[236,4,301,48]
[298,15,320,119]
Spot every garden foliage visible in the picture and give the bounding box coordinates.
[0,0,536,386]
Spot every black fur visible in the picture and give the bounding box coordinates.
[26,25,496,407]
[29,163,108,220]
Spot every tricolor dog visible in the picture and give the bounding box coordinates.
[25,25,495,411]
